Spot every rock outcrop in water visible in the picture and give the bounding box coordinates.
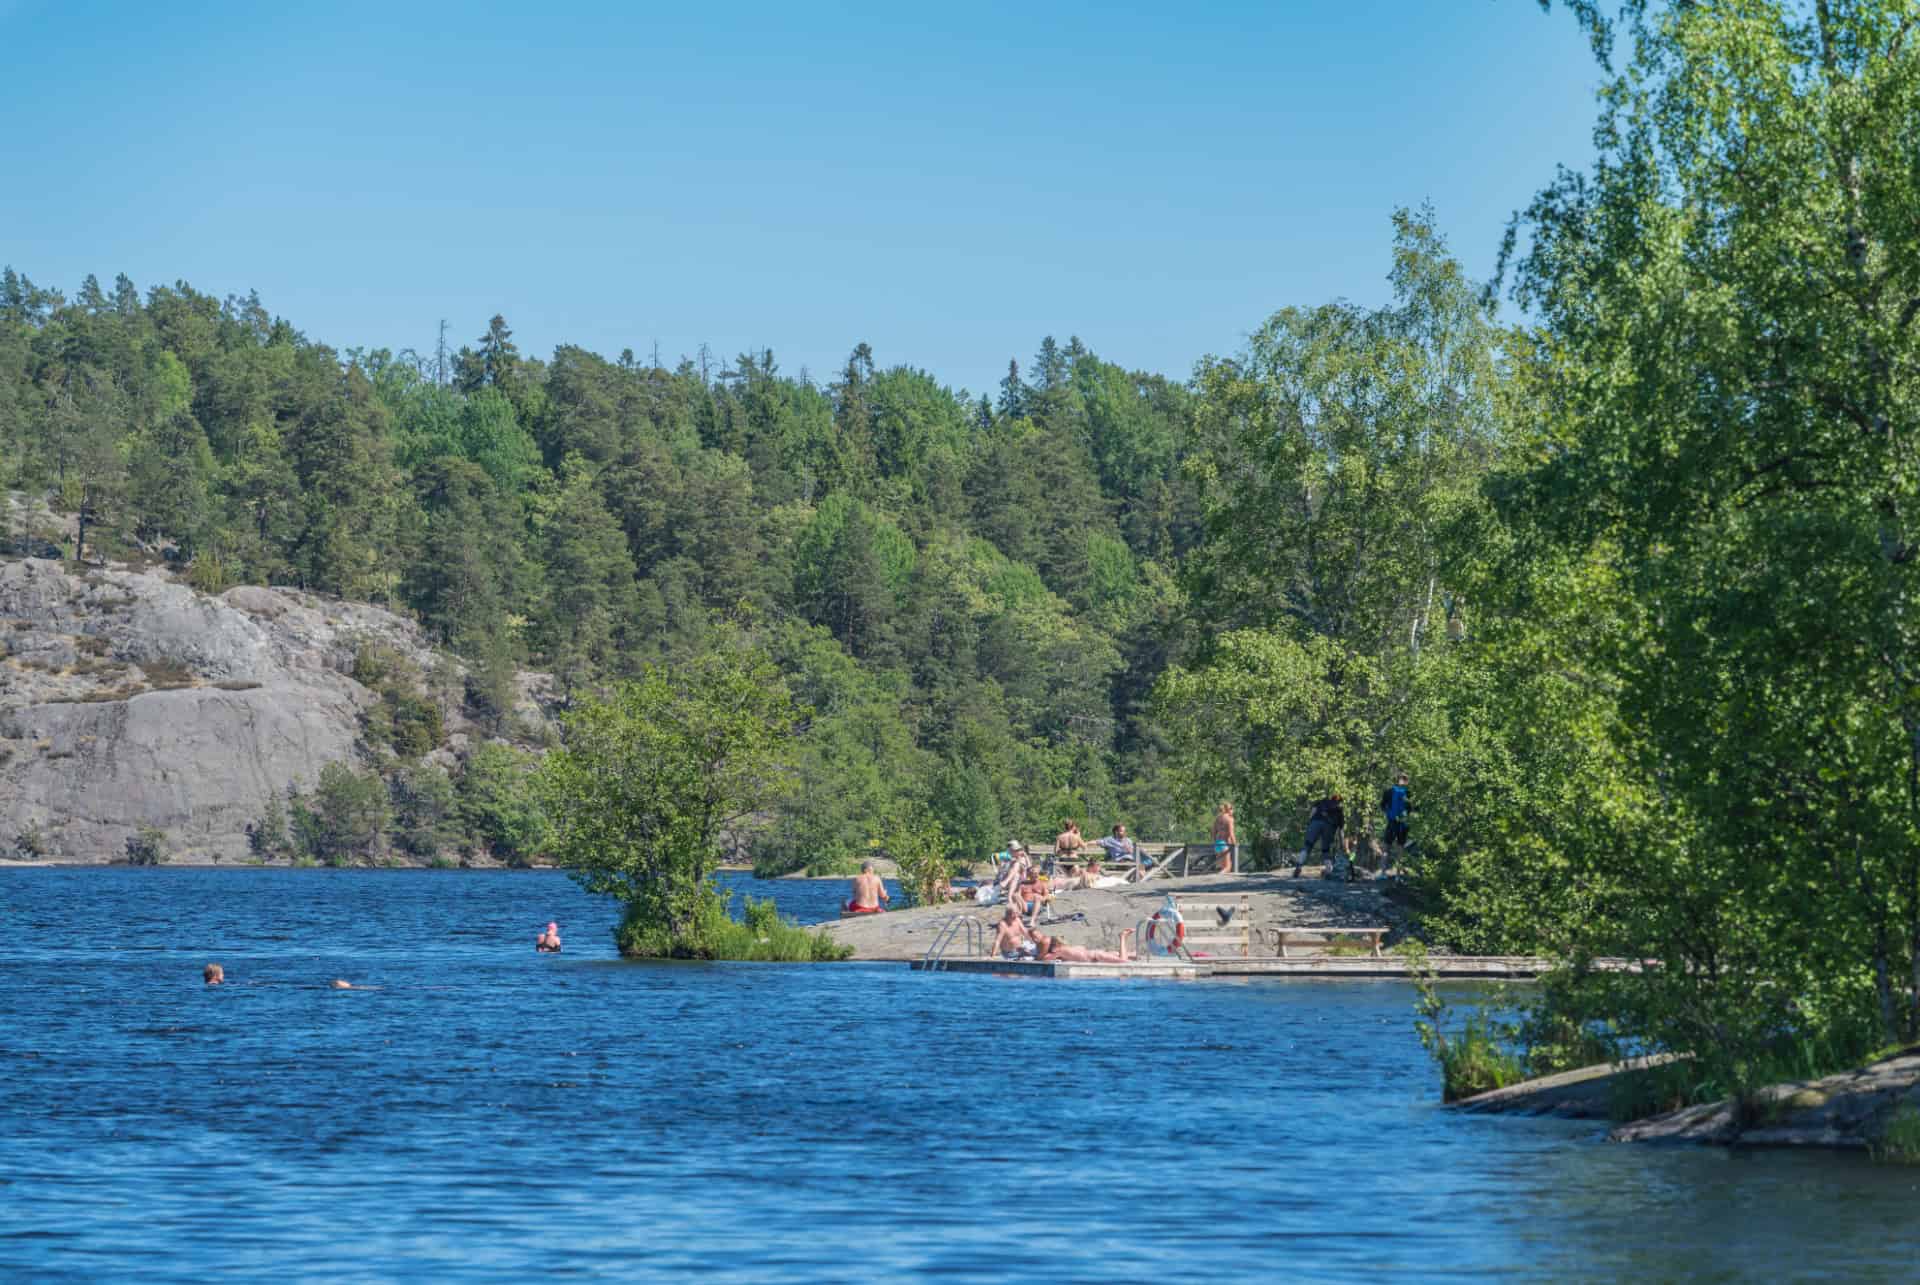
[1455,1046,1920,1154]
[0,557,547,862]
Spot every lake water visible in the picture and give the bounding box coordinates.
[3,868,1917,1282]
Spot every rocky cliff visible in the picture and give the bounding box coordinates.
[0,557,543,862]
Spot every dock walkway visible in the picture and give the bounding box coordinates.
[911,955,1559,980]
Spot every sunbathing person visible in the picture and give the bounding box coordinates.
[1031,931,1134,964]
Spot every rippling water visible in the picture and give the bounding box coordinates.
[3,868,1917,1282]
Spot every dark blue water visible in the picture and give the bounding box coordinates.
[4,869,1917,1282]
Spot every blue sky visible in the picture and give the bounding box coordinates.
[2,0,1601,395]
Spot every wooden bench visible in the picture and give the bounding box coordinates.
[1265,926,1389,958]
[1166,895,1252,958]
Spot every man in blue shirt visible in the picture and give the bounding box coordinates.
[1379,773,1411,874]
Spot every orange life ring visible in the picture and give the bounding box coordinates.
[1146,912,1186,954]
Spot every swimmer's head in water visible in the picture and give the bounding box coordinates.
[331,979,352,989]
[203,963,224,985]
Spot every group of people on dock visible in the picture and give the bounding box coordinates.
[990,904,1134,964]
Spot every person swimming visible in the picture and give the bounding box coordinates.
[536,921,563,952]
[203,962,224,986]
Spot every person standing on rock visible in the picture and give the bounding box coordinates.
[1294,794,1345,877]
[1212,802,1237,874]
[1053,819,1083,873]
[1378,773,1412,874]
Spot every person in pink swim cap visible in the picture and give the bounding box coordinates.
[536,921,562,953]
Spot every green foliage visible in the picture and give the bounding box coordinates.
[291,762,389,866]
[1873,1104,1920,1165]
[1462,0,1920,1084]
[455,743,549,866]
[122,825,167,865]
[1407,947,1524,1103]
[247,791,290,859]
[389,764,458,859]
[351,643,446,761]
[539,631,803,954]
[875,802,950,908]
[11,825,49,860]
[614,893,851,962]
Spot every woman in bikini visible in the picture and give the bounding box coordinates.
[1031,931,1135,964]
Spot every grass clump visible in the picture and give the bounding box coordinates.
[1407,943,1524,1102]
[1873,1104,1920,1164]
[138,657,195,689]
[614,894,852,962]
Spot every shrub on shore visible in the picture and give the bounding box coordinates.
[123,825,167,865]
[614,894,850,962]
[1407,945,1523,1102]
[1873,1104,1920,1164]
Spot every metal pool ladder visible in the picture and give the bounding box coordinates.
[922,915,988,969]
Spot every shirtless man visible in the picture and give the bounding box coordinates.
[846,861,891,914]
[1018,869,1053,920]
[991,906,1034,958]
[536,921,563,952]
[1212,802,1237,874]
[1031,930,1135,964]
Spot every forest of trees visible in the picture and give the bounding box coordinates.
[7,0,1920,1091]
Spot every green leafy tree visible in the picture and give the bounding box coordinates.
[456,743,549,865]
[293,762,390,865]
[1493,0,1920,1067]
[538,633,803,955]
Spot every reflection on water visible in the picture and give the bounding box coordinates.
[2,868,1915,1282]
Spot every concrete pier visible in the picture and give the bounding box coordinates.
[909,955,1556,980]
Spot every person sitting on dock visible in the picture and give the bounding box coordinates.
[1098,822,1150,879]
[536,921,563,952]
[1031,930,1135,964]
[994,841,1033,901]
[845,861,891,915]
[992,906,1036,959]
[1018,868,1053,921]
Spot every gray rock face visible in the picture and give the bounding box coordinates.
[0,558,542,863]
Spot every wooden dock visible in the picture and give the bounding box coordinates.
[911,957,1206,979]
[910,955,1556,980]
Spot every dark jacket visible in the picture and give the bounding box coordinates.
[1308,797,1345,831]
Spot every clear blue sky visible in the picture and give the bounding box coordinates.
[1,0,1600,396]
